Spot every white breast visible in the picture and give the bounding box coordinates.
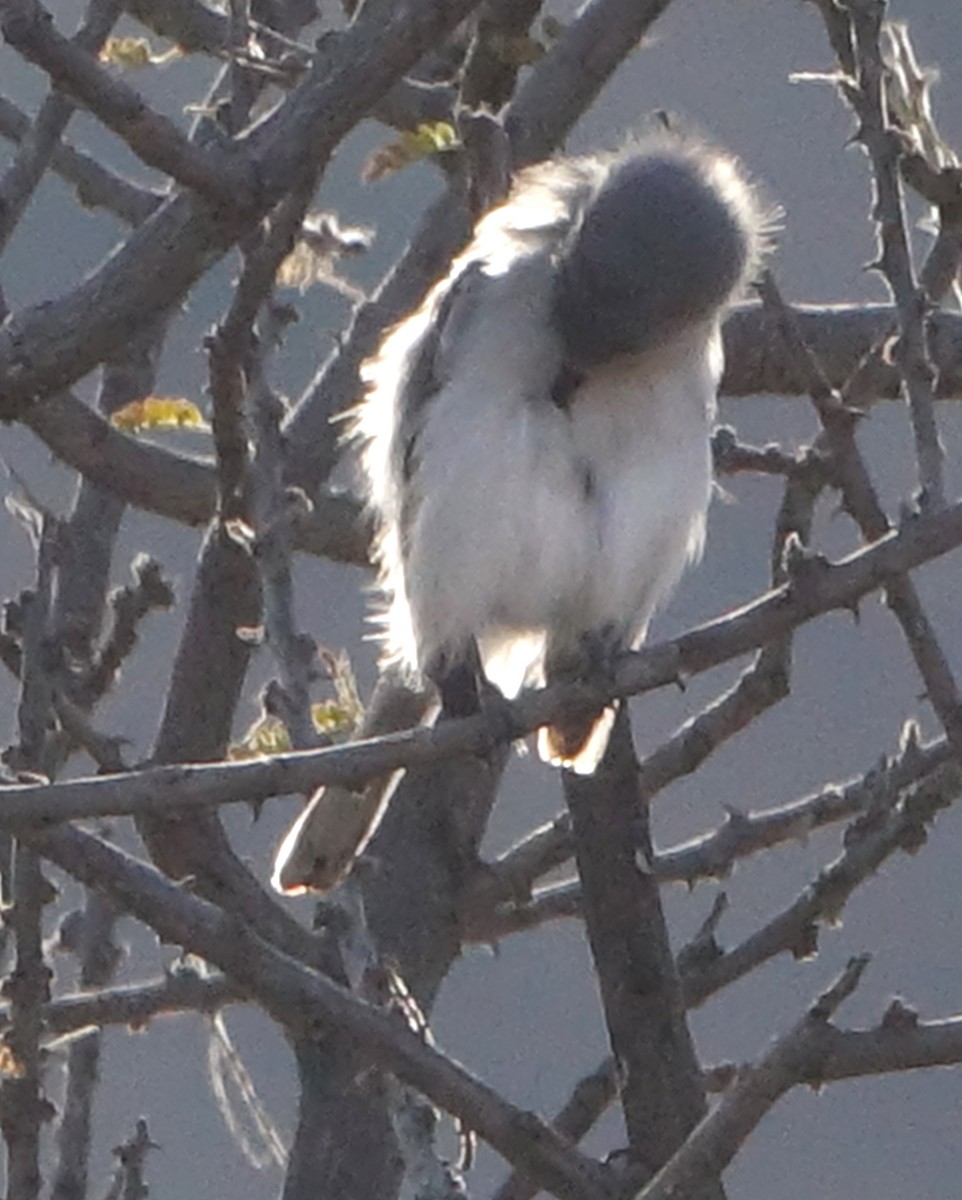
[394,254,719,697]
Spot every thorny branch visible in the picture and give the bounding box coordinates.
[682,753,962,1008]
[1,491,962,825]
[761,275,962,760]
[462,724,956,943]
[21,822,616,1200]
[632,956,873,1200]
[838,0,945,509]
[2,516,59,1200]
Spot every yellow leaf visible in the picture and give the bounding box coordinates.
[310,700,355,737]
[228,716,291,761]
[110,396,209,434]
[99,36,183,69]
[362,122,459,183]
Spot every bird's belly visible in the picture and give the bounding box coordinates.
[404,385,710,693]
[405,401,598,660]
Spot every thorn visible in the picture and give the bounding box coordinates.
[634,845,654,875]
[723,805,750,835]
[810,952,871,1020]
[790,921,820,961]
[712,425,738,456]
[780,531,807,574]
[898,718,922,766]
[781,535,829,590]
[881,996,919,1031]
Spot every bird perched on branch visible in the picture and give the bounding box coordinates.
[273,130,769,896]
[356,130,768,774]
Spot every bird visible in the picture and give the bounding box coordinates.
[354,129,768,775]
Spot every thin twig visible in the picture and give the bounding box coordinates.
[0,0,124,254]
[683,756,962,1008]
[51,891,121,1200]
[0,0,255,210]
[0,95,161,223]
[711,428,819,479]
[2,517,61,1200]
[78,557,175,710]
[465,723,955,944]
[839,0,944,509]
[491,1060,618,1200]
[101,1118,157,1200]
[761,275,962,766]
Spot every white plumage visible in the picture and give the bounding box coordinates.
[354,134,766,772]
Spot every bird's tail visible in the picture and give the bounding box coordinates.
[537,703,617,775]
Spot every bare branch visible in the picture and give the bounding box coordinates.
[464,724,954,943]
[24,823,616,1200]
[249,344,320,749]
[491,1059,618,1200]
[101,1118,157,1200]
[506,0,675,166]
[0,94,161,223]
[458,811,573,935]
[459,0,545,113]
[721,303,962,400]
[683,756,962,1008]
[712,428,817,479]
[0,970,240,1041]
[1,846,53,1200]
[837,0,945,508]
[635,957,872,1200]
[659,727,951,883]
[0,0,490,418]
[463,879,581,944]
[761,276,962,771]
[18,389,368,564]
[563,709,721,1196]
[1,0,255,209]
[122,0,228,54]
[78,556,175,710]
[706,1006,962,1092]
[0,0,124,254]
[50,891,122,1200]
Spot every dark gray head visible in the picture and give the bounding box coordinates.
[552,140,765,369]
